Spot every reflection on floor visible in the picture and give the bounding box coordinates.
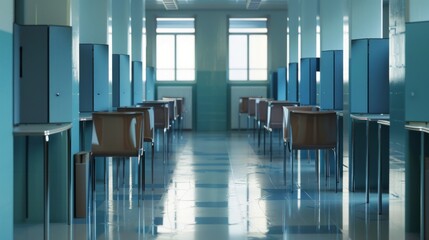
[14,130,407,240]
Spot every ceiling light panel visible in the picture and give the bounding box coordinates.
[162,0,178,10]
[246,0,261,10]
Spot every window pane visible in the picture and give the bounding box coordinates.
[157,69,174,81]
[229,70,247,81]
[156,35,175,69]
[229,35,248,69]
[177,35,195,69]
[249,69,267,81]
[177,70,195,81]
[249,35,267,69]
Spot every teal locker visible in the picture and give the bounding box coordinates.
[113,54,131,107]
[146,66,155,101]
[405,21,429,121]
[320,50,343,110]
[132,61,143,105]
[350,38,389,114]
[288,63,298,102]
[79,44,109,112]
[300,58,319,105]
[277,67,287,101]
[14,24,72,124]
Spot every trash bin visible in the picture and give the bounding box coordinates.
[74,151,89,218]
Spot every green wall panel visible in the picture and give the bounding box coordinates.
[196,71,227,131]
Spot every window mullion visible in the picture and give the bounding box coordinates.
[247,34,250,81]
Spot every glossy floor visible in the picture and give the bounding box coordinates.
[15,130,408,239]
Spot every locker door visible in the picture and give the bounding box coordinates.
[49,26,72,123]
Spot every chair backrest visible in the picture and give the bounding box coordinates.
[117,106,154,141]
[138,102,169,130]
[267,101,300,129]
[239,97,249,114]
[162,97,178,119]
[283,106,319,142]
[248,98,257,117]
[258,99,269,123]
[91,112,144,157]
[288,110,337,150]
[163,97,184,117]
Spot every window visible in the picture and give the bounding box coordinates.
[228,18,268,81]
[156,18,195,81]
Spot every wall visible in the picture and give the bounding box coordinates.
[146,9,287,130]
[0,0,14,238]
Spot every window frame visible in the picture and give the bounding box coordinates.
[228,18,268,82]
[156,18,196,82]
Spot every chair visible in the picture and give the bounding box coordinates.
[248,98,258,137]
[117,106,155,184]
[238,97,249,130]
[285,108,338,192]
[257,98,269,147]
[264,101,299,161]
[90,112,145,224]
[138,101,170,163]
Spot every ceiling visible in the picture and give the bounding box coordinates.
[145,0,288,11]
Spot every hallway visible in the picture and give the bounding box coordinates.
[15,130,397,239]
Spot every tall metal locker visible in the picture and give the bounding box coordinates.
[350,38,389,114]
[146,66,155,101]
[14,24,72,124]
[132,61,143,105]
[269,71,278,100]
[405,21,429,121]
[112,54,131,107]
[277,67,287,101]
[320,50,343,110]
[288,63,298,102]
[300,58,319,105]
[79,44,109,112]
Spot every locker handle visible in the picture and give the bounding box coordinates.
[20,47,23,78]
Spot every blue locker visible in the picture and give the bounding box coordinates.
[300,58,319,105]
[113,54,131,107]
[146,66,155,101]
[277,67,287,100]
[79,44,109,112]
[14,25,72,124]
[350,38,389,114]
[132,61,143,105]
[405,21,429,121]
[269,71,278,99]
[288,63,298,102]
[320,50,343,110]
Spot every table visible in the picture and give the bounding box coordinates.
[79,112,93,151]
[377,119,390,214]
[405,122,429,240]
[14,123,72,240]
[350,114,389,204]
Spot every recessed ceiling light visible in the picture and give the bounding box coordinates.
[246,0,261,10]
[162,0,178,10]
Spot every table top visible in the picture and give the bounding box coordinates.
[405,122,429,133]
[79,112,93,122]
[350,113,390,121]
[14,123,72,136]
[138,100,169,106]
[378,120,390,126]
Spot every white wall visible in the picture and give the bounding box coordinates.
[408,0,429,22]
[320,0,344,51]
[15,0,71,25]
[351,0,383,39]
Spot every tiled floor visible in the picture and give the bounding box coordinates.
[15,130,408,239]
